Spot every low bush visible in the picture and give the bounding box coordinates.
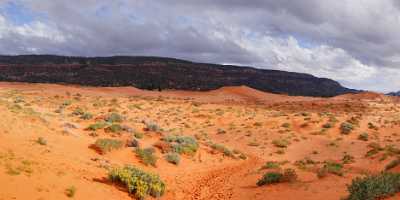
[165,153,180,165]
[318,161,344,178]
[347,172,400,200]
[65,186,76,198]
[162,135,199,155]
[135,148,157,167]
[340,122,354,135]
[385,159,400,171]
[105,113,124,123]
[109,165,165,199]
[210,143,234,157]
[272,139,290,148]
[36,137,47,146]
[94,138,123,154]
[87,121,109,131]
[358,133,369,141]
[80,112,93,120]
[257,172,282,186]
[257,168,297,186]
[144,121,161,132]
[105,124,123,133]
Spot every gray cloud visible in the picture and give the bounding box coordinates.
[1,0,400,92]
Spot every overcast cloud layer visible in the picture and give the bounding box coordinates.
[0,0,400,92]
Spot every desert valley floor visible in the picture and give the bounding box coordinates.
[0,82,399,200]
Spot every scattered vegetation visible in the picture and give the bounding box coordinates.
[347,172,400,200]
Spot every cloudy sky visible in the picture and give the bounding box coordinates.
[0,1,400,92]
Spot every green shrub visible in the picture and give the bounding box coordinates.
[72,107,84,116]
[257,172,283,186]
[135,148,157,167]
[36,137,47,146]
[65,186,76,198]
[257,169,297,186]
[385,159,400,171]
[134,132,144,139]
[109,165,165,200]
[340,122,354,135]
[342,153,355,164]
[318,161,344,177]
[145,121,161,132]
[272,139,290,148]
[281,123,291,128]
[87,121,109,131]
[94,138,123,154]
[358,133,369,141]
[105,124,123,133]
[105,113,124,123]
[322,122,333,129]
[162,135,199,155]
[80,112,93,120]
[210,143,234,157]
[165,153,180,165]
[347,172,400,200]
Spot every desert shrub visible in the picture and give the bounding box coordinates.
[281,123,291,128]
[105,113,124,123]
[210,143,234,157]
[257,169,297,186]
[144,121,161,132]
[272,139,290,148]
[105,124,123,133]
[62,100,72,106]
[347,172,400,200]
[342,153,355,164]
[94,138,123,154]
[162,135,199,155]
[36,137,47,146]
[87,121,109,131]
[282,168,298,182]
[385,159,400,171]
[135,148,157,167]
[108,165,165,200]
[322,122,333,129]
[72,107,84,116]
[165,153,180,165]
[365,142,383,157]
[126,139,139,148]
[134,132,144,139]
[318,161,344,177]
[340,122,354,134]
[65,186,76,198]
[358,133,369,141]
[257,172,283,186]
[80,112,93,120]
[368,122,379,131]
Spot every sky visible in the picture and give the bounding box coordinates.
[0,1,400,92]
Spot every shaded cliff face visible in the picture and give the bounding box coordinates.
[0,55,357,97]
[387,91,400,96]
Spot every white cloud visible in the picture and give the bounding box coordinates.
[236,35,377,85]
